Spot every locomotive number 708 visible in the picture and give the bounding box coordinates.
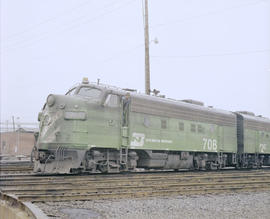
[203,138,218,151]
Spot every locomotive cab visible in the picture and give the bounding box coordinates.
[33,78,134,173]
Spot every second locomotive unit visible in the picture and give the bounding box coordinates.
[33,78,270,173]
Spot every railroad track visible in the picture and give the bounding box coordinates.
[0,161,33,174]
[1,169,270,202]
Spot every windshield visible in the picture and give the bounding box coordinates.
[65,87,77,96]
[77,87,102,101]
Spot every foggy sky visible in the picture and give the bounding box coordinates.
[1,0,270,123]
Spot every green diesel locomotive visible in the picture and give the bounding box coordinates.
[33,78,270,173]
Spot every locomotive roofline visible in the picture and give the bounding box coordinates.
[65,81,270,126]
[72,81,237,119]
[235,112,270,132]
[236,112,270,124]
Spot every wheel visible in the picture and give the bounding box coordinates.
[98,162,108,173]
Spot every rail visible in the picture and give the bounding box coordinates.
[0,169,270,202]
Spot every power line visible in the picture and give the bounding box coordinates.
[151,49,270,59]
[2,0,124,48]
[1,0,135,52]
[151,0,268,29]
[4,0,96,40]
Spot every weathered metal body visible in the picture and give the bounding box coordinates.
[33,79,270,173]
[236,112,270,168]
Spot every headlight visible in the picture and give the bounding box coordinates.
[47,95,55,107]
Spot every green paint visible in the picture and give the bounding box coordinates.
[129,112,237,153]
[244,129,270,154]
[38,84,270,158]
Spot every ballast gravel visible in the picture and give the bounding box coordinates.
[36,191,270,219]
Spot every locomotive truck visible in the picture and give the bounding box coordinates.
[33,78,270,173]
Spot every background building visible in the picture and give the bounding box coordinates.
[0,121,38,157]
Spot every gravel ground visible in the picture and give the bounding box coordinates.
[36,191,270,219]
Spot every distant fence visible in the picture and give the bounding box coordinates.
[0,122,39,133]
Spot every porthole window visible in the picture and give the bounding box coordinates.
[198,125,205,134]
[144,117,150,127]
[191,124,196,133]
[161,120,167,129]
[179,122,184,131]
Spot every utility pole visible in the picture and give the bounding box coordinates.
[143,0,150,95]
[12,116,15,132]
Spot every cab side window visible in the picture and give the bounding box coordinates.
[105,94,120,107]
